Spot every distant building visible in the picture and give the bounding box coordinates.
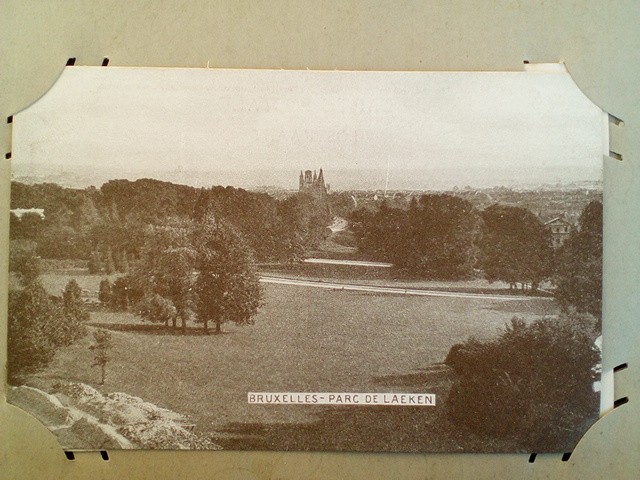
[299,168,328,198]
[545,217,572,248]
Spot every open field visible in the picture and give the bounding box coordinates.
[23,274,558,451]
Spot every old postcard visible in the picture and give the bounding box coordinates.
[7,67,605,452]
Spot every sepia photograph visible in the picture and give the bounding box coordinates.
[7,67,605,453]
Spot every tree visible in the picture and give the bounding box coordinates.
[9,212,21,239]
[8,286,57,383]
[478,204,552,290]
[63,279,90,322]
[89,329,112,385]
[194,217,264,334]
[37,225,82,260]
[403,195,479,279]
[555,201,603,327]
[132,221,197,332]
[11,212,44,240]
[117,249,130,273]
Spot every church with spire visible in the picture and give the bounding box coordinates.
[298,168,329,198]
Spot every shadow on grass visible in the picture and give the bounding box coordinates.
[212,367,471,453]
[213,405,449,452]
[373,364,451,388]
[88,322,231,336]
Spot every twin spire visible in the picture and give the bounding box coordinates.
[298,168,327,195]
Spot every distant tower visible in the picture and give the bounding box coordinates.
[299,168,328,198]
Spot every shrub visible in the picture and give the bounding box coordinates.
[98,278,113,305]
[63,279,90,322]
[445,312,600,451]
[9,241,41,287]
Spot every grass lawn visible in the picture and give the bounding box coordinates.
[25,274,558,451]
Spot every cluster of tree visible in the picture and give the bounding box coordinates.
[478,204,553,290]
[7,248,89,384]
[11,179,332,264]
[350,195,481,280]
[99,216,264,335]
[445,312,600,452]
[349,195,602,300]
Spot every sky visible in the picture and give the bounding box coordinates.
[13,67,606,190]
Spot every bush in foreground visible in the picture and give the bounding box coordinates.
[8,282,87,384]
[445,312,600,451]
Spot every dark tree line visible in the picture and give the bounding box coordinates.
[10,179,331,265]
[349,194,552,285]
[349,195,602,304]
[350,195,480,279]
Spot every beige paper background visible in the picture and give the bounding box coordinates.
[0,1,637,478]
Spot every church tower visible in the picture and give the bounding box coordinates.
[298,168,328,198]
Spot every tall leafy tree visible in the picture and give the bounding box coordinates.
[445,311,600,451]
[405,195,479,279]
[194,217,263,334]
[132,220,196,332]
[478,204,553,290]
[11,212,44,240]
[555,201,603,327]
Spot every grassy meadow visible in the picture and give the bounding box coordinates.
[27,272,558,451]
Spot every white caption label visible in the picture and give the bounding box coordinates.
[248,392,436,406]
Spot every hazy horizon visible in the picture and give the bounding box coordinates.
[13,67,605,191]
[12,162,602,192]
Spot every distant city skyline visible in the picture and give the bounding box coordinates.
[12,163,602,192]
[13,67,605,190]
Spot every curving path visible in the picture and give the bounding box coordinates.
[259,276,551,301]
